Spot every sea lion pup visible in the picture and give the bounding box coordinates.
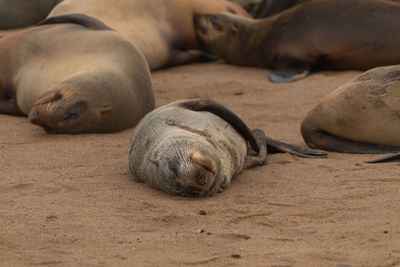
[128,99,326,197]
[0,0,63,30]
[194,0,400,83]
[301,65,400,163]
[0,14,154,133]
[48,0,250,70]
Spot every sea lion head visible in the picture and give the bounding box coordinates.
[147,137,223,197]
[194,13,253,63]
[28,86,115,134]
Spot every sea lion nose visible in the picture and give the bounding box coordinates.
[29,110,38,124]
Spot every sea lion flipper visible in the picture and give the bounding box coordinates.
[0,99,24,116]
[167,50,218,67]
[266,137,327,158]
[270,52,311,83]
[38,13,112,31]
[301,126,400,154]
[365,152,400,164]
[269,69,310,83]
[244,128,267,169]
[178,99,260,153]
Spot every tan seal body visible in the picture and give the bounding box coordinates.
[301,65,400,154]
[0,0,63,30]
[195,0,400,82]
[48,0,250,70]
[128,99,267,197]
[0,14,154,133]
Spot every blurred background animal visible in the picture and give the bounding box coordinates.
[0,0,62,30]
[48,0,250,70]
[195,0,400,83]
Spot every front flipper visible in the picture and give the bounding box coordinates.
[365,152,400,164]
[269,53,312,83]
[244,128,267,169]
[166,49,218,68]
[0,98,24,116]
[269,69,310,83]
[177,98,260,153]
[266,136,327,158]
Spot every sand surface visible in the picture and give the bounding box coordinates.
[1,63,399,266]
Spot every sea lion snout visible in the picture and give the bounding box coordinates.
[162,147,221,197]
[29,110,38,124]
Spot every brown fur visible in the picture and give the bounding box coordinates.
[195,0,400,82]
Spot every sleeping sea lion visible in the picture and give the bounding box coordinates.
[0,14,154,133]
[48,0,250,70]
[301,65,400,162]
[229,0,310,18]
[128,99,326,197]
[0,0,63,30]
[194,0,400,83]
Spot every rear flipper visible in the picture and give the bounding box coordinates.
[365,152,400,164]
[266,136,327,158]
[244,128,267,169]
[0,98,24,116]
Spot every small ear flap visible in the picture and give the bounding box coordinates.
[178,99,260,153]
[190,151,217,174]
[38,13,113,31]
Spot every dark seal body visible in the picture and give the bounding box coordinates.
[195,0,400,82]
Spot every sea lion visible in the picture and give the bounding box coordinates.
[194,0,400,83]
[128,99,326,197]
[0,14,155,133]
[229,0,310,18]
[301,65,400,160]
[48,0,250,70]
[0,0,63,30]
